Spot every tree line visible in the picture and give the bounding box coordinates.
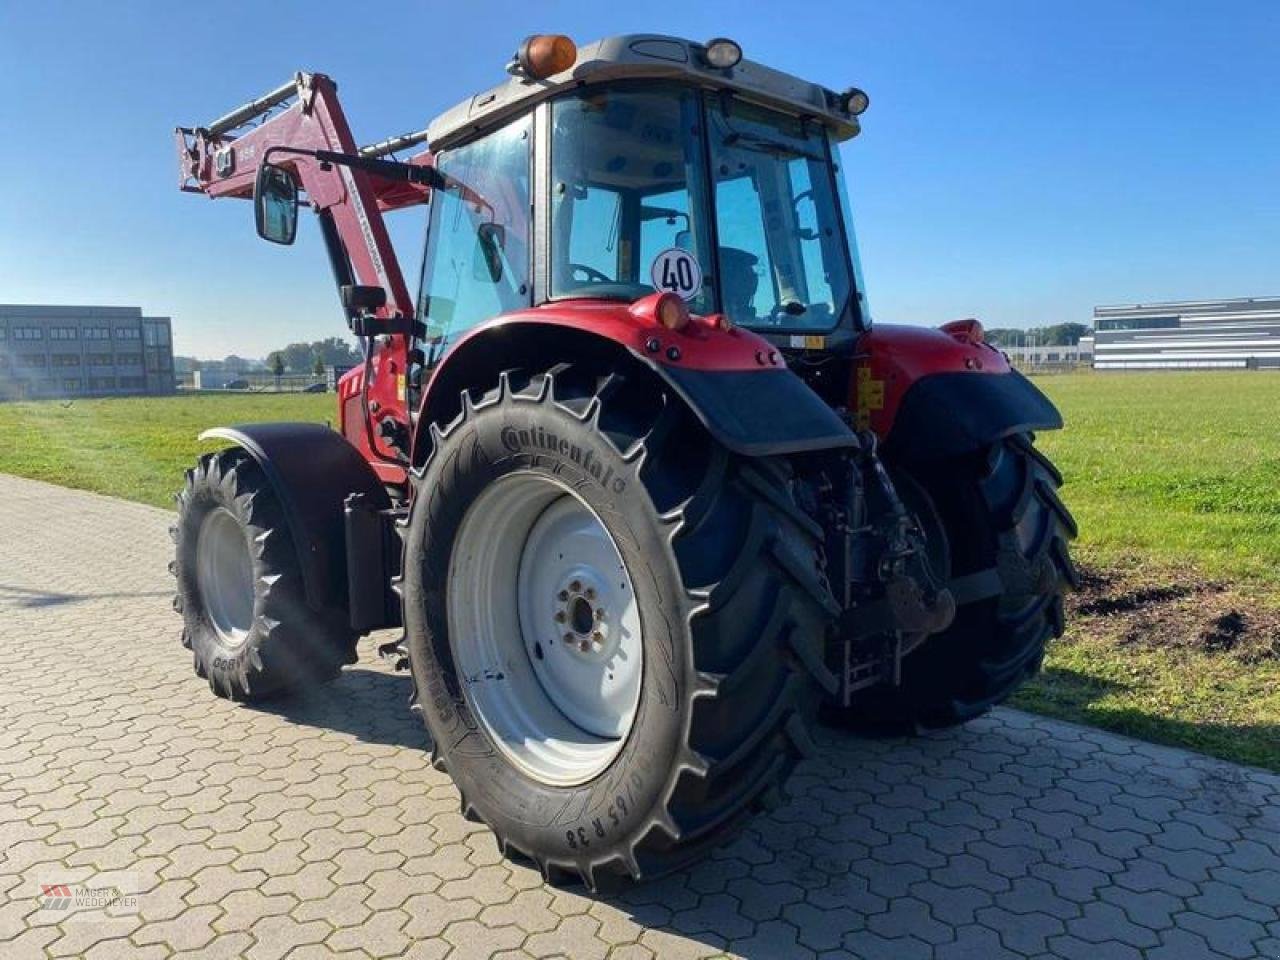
[265,337,363,377]
[175,337,363,377]
[983,323,1090,348]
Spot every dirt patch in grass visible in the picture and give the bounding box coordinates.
[1068,561,1280,664]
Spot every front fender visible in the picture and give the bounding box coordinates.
[199,423,390,612]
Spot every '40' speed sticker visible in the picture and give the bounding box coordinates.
[650,248,702,301]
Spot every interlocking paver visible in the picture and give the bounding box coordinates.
[1173,910,1273,959]
[2,471,1279,959]
[134,902,222,951]
[325,906,411,956]
[247,914,331,960]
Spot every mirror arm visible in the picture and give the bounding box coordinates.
[262,145,442,188]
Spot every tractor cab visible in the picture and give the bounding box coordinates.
[417,35,872,361]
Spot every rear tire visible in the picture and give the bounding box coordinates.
[170,448,358,701]
[826,433,1078,731]
[399,366,835,887]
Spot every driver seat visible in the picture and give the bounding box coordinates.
[719,247,759,319]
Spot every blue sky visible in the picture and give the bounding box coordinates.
[1,1,1276,357]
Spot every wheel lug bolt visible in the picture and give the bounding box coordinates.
[579,640,591,652]
[554,611,566,623]
[594,608,605,620]
[585,587,596,599]
[570,580,582,592]
[592,630,604,643]
[558,590,569,601]
[563,633,574,643]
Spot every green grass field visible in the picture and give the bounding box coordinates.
[1034,372,1280,586]
[1,373,1277,769]
[1013,372,1280,770]
[0,393,332,509]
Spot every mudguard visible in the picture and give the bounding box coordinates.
[415,314,858,464]
[199,423,390,612]
[883,370,1062,460]
[657,365,857,456]
[852,323,1063,460]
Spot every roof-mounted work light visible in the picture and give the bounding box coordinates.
[702,38,742,70]
[840,87,871,116]
[513,34,577,80]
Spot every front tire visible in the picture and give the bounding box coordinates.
[171,448,358,701]
[400,366,834,887]
[828,433,1078,731]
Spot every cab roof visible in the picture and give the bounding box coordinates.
[427,34,862,151]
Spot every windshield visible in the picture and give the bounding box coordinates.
[706,95,853,332]
[550,84,715,314]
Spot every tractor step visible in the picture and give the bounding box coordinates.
[344,494,406,633]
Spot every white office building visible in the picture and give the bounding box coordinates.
[1091,297,1280,370]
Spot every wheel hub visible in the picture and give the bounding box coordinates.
[554,576,615,657]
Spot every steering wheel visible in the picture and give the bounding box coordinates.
[568,263,612,285]
[769,301,809,324]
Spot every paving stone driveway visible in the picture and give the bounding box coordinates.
[1,473,1278,960]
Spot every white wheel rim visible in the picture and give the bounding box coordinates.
[447,472,643,787]
[196,507,255,648]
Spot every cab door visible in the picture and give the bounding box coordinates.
[417,112,533,363]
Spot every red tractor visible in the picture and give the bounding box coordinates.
[172,34,1076,886]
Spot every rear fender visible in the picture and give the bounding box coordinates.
[413,311,857,466]
[199,423,390,615]
[853,324,1063,460]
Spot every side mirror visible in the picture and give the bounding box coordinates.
[474,222,505,283]
[254,162,299,245]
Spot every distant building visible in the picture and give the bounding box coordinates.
[1004,341,1092,370]
[192,366,244,391]
[1091,297,1280,370]
[325,364,354,392]
[0,305,175,400]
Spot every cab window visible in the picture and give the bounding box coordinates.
[706,94,852,331]
[418,112,532,351]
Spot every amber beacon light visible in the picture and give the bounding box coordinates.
[515,34,577,79]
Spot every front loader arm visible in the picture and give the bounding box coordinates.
[175,71,422,320]
[176,72,432,480]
